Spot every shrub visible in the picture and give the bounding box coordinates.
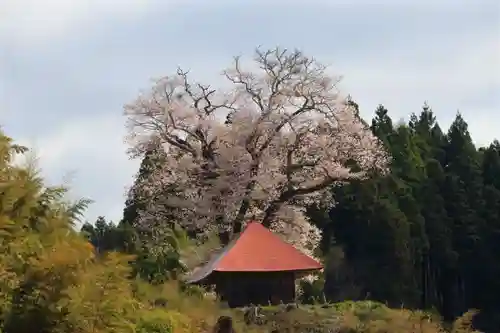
[136,309,191,333]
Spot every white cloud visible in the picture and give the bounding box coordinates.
[319,0,494,8]
[4,0,498,223]
[0,0,163,47]
[16,114,140,222]
[466,108,500,147]
[19,115,125,170]
[2,0,495,49]
[341,33,498,94]
[17,27,498,221]
[331,32,500,145]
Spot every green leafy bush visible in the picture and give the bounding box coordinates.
[136,309,191,333]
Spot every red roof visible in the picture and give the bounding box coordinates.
[187,222,323,283]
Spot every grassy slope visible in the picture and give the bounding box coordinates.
[135,282,479,332]
[233,301,478,333]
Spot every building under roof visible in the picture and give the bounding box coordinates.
[186,221,322,307]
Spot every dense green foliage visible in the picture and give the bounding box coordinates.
[309,104,500,331]
[1,100,496,332]
[83,103,499,332]
[110,103,499,329]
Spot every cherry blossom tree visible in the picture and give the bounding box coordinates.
[124,47,389,255]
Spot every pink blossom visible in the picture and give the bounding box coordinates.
[124,48,389,254]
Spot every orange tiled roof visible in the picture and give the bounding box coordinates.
[186,221,322,283]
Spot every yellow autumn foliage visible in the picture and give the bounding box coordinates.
[0,131,192,333]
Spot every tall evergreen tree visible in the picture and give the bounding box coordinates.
[371,104,394,145]
[409,104,454,312]
[313,102,500,330]
[81,217,122,254]
[321,105,420,306]
[477,142,500,310]
[440,113,485,317]
[122,144,166,227]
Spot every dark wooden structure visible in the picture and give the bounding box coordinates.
[186,222,322,307]
[212,271,296,307]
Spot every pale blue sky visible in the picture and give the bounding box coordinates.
[1,0,499,224]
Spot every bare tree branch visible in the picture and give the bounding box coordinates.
[124,46,389,254]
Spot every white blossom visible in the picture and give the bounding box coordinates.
[124,48,389,254]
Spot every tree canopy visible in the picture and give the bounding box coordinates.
[124,48,389,256]
[1,46,497,332]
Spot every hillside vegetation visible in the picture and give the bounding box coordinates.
[0,130,483,333]
[2,47,498,332]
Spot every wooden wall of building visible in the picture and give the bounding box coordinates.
[213,271,296,308]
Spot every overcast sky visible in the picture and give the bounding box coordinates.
[1,0,499,224]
